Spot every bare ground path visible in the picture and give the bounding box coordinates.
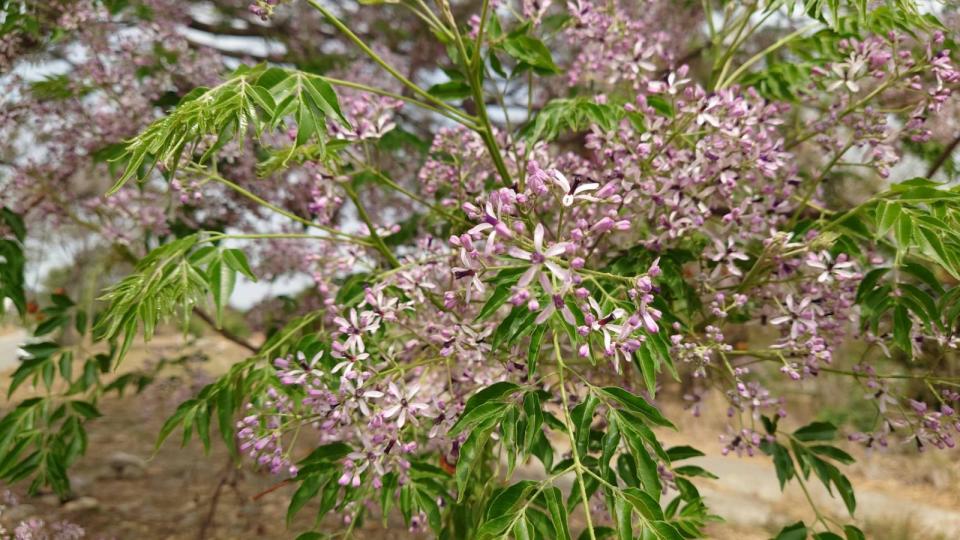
[0,327,29,371]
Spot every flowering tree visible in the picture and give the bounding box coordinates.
[2,0,960,538]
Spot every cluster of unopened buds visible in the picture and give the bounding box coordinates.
[237,389,297,476]
[720,427,773,457]
[170,179,204,205]
[248,0,283,20]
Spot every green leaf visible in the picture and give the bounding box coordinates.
[892,304,912,355]
[485,481,534,521]
[69,401,101,419]
[672,465,718,479]
[502,34,561,73]
[571,394,599,457]
[599,387,674,428]
[156,400,196,449]
[527,325,546,376]
[901,262,944,295]
[74,310,88,335]
[829,468,856,515]
[621,487,664,520]
[917,226,957,277]
[0,208,26,242]
[222,248,257,281]
[793,421,837,442]
[544,486,571,540]
[636,345,658,398]
[427,81,472,100]
[762,414,780,435]
[875,200,901,237]
[299,442,352,466]
[520,98,623,142]
[665,446,705,462]
[207,258,237,327]
[476,283,512,321]
[809,445,854,465]
[768,442,795,489]
[58,351,73,382]
[448,402,509,436]
[522,392,543,455]
[34,315,67,337]
[460,381,520,419]
[22,342,59,359]
[775,521,808,540]
[895,213,913,248]
[843,525,866,540]
[456,422,494,500]
[216,385,236,453]
[287,473,323,523]
[613,496,633,540]
[413,482,442,533]
[631,435,662,500]
[646,521,685,540]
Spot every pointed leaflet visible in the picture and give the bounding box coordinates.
[287,473,323,524]
[207,256,236,327]
[793,421,837,442]
[544,486,571,540]
[635,345,658,398]
[222,248,257,281]
[599,387,674,428]
[775,522,808,540]
[502,34,561,73]
[522,392,544,456]
[571,394,599,456]
[875,200,901,237]
[458,382,520,419]
[476,283,512,321]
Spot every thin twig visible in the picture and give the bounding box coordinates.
[198,461,234,540]
[252,479,293,501]
[193,308,258,353]
[926,133,960,178]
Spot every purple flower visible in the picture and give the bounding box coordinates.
[806,251,858,283]
[534,274,576,325]
[382,383,429,428]
[334,308,380,354]
[467,201,513,255]
[552,171,599,207]
[708,237,750,278]
[510,223,571,287]
[274,351,324,386]
[770,295,818,339]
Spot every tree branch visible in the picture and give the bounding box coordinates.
[927,132,960,178]
[193,308,259,354]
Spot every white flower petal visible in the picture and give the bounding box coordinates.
[553,171,570,192]
[518,265,539,288]
[545,243,569,257]
[573,183,599,195]
[534,224,545,252]
[383,404,401,418]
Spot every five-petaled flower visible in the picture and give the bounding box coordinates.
[770,294,818,339]
[382,383,429,428]
[552,171,599,207]
[510,223,571,287]
[334,308,380,354]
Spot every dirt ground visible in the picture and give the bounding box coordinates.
[1,331,958,539]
